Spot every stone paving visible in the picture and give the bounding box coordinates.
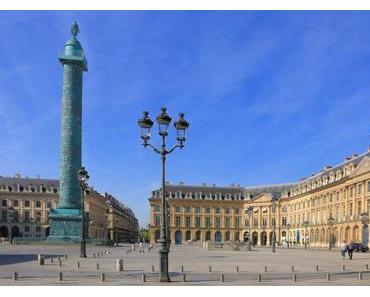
[1,243,370,285]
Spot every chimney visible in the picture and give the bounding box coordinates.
[179,181,184,185]
[324,165,332,170]
[352,153,358,158]
[345,156,352,161]
[202,182,207,186]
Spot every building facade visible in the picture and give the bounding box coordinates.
[149,147,370,248]
[106,193,139,243]
[0,176,139,242]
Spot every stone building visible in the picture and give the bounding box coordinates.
[149,147,370,248]
[106,193,139,243]
[0,175,138,242]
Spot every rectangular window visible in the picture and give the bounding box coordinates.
[271,218,275,226]
[253,218,258,227]
[46,201,52,208]
[350,187,354,197]
[154,215,160,227]
[215,207,221,214]
[185,216,191,228]
[25,200,30,207]
[195,207,201,214]
[215,217,221,228]
[195,216,201,228]
[1,200,7,207]
[13,211,19,222]
[35,211,41,223]
[36,226,41,233]
[262,217,267,227]
[225,208,230,215]
[175,216,181,228]
[234,232,239,241]
[358,184,362,195]
[13,200,19,207]
[234,208,239,215]
[282,217,287,226]
[206,207,211,214]
[175,207,181,213]
[234,217,240,228]
[349,203,353,216]
[186,207,191,213]
[206,217,211,228]
[225,217,230,228]
[154,205,161,212]
[35,201,41,208]
[1,210,7,222]
[368,181,370,192]
[24,211,30,223]
[24,226,30,232]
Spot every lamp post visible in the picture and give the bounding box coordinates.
[78,166,89,258]
[327,215,335,251]
[360,212,369,245]
[115,217,119,246]
[302,220,309,250]
[138,108,189,283]
[247,206,253,251]
[286,223,291,248]
[271,197,277,253]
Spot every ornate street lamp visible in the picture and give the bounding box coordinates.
[78,166,89,258]
[302,220,309,250]
[138,108,189,283]
[271,197,278,253]
[286,223,291,248]
[360,212,369,244]
[327,215,335,251]
[246,206,253,251]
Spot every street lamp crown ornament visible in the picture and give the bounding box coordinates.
[156,107,172,135]
[78,166,89,183]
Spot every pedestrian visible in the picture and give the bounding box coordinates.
[348,241,354,260]
[139,242,144,253]
[340,240,348,260]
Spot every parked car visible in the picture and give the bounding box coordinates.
[351,242,369,252]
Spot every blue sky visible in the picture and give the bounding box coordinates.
[0,11,369,227]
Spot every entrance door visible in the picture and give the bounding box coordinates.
[0,226,8,237]
[11,226,20,238]
[252,232,258,245]
[175,230,182,244]
[261,232,267,245]
[215,231,222,242]
[243,231,249,242]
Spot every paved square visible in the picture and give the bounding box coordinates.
[1,243,370,285]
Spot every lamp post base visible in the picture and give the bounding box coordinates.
[159,247,170,282]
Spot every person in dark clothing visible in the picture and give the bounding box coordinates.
[348,241,354,260]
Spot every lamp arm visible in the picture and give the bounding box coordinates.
[145,143,161,154]
[166,144,182,155]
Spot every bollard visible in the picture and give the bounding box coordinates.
[97,252,100,257]
[142,274,146,282]
[181,274,186,282]
[257,274,262,282]
[38,254,44,265]
[220,274,224,283]
[342,265,345,271]
[359,271,363,280]
[101,273,105,282]
[58,272,63,281]
[208,266,212,273]
[64,254,68,260]
[236,265,239,273]
[51,257,54,263]
[316,265,319,271]
[76,262,80,269]
[291,266,294,272]
[93,253,96,258]
[180,266,184,273]
[116,259,124,272]
[58,261,62,268]
[13,272,18,281]
[151,265,155,272]
[327,273,331,281]
[366,264,369,270]
[96,263,100,270]
[293,273,297,282]
[264,266,267,272]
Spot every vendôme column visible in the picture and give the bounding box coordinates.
[48,22,88,243]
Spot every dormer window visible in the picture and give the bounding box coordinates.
[19,186,24,192]
[42,186,47,193]
[8,186,13,192]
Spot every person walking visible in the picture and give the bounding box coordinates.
[340,240,348,260]
[348,241,354,260]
